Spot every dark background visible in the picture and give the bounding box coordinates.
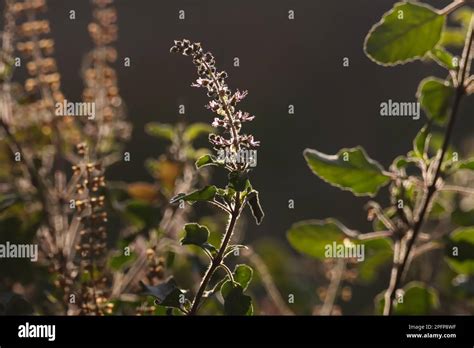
[26,0,474,241]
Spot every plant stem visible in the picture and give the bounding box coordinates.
[383,17,473,315]
[357,230,393,240]
[188,194,241,315]
[441,185,474,195]
[439,0,466,15]
[320,259,345,315]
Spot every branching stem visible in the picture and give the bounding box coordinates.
[188,194,242,315]
[383,15,473,315]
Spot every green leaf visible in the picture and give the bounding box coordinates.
[233,264,253,291]
[364,2,445,65]
[417,77,455,125]
[228,171,249,192]
[215,188,228,197]
[222,284,252,316]
[358,238,393,283]
[430,47,458,70]
[183,123,213,142]
[446,227,474,275]
[181,223,209,245]
[220,281,232,299]
[145,122,175,141]
[428,132,456,161]
[170,185,217,204]
[247,190,264,225]
[456,158,474,170]
[181,223,217,253]
[375,281,439,315]
[287,219,356,260]
[140,277,186,309]
[220,264,253,298]
[391,156,410,170]
[288,219,392,280]
[195,154,223,169]
[304,147,390,197]
[413,125,430,159]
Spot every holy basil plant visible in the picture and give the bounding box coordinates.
[142,40,264,315]
[288,1,474,316]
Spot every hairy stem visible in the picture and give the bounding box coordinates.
[188,194,241,315]
[383,16,473,315]
[439,0,467,15]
